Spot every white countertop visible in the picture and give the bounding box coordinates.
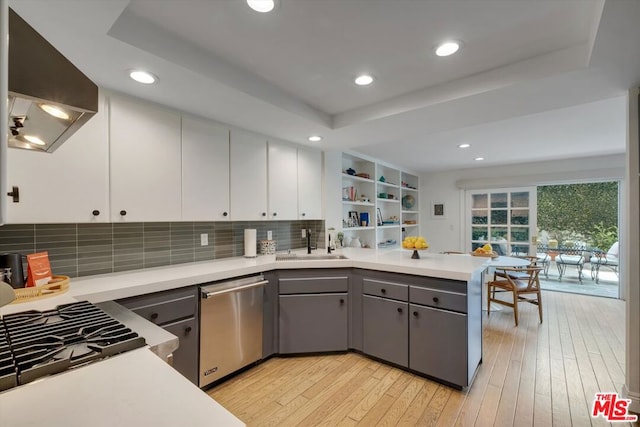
[0,247,496,426]
[0,248,490,316]
[0,348,244,427]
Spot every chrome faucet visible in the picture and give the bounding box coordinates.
[327,234,333,254]
[306,229,312,254]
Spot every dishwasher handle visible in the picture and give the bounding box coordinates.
[202,280,268,299]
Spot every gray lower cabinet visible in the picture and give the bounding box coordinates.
[362,295,408,367]
[163,317,198,385]
[354,269,481,389]
[279,293,348,353]
[117,286,199,385]
[409,303,467,387]
[278,269,350,354]
[262,271,278,358]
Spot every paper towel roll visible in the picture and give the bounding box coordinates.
[244,229,257,258]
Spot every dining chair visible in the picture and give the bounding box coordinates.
[590,241,619,283]
[487,266,543,326]
[555,246,587,282]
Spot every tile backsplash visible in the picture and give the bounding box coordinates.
[0,220,324,278]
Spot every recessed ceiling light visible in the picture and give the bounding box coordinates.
[247,0,275,13]
[23,135,46,146]
[129,70,157,84]
[308,135,322,142]
[40,104,70,120]
[435,41,461,57]
[354,74,374,86]
[474,157,485,161]
[457,143,471,149]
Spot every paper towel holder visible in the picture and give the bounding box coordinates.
[244,229,258,258]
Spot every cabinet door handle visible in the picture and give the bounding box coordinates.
[261,212,267,217]
[339,298,345,305]
[301,212,306,217]
[120,210,127,216]
[272,212,277,217]
[433,297,439,303]
[397,307,403,313]
[185,326,192,335]
[381,288,386,294]
[222,212,228,217]
[7,186,19,203]
[92,210,100,216]
[150,313,158,320]
[413,311,419,317]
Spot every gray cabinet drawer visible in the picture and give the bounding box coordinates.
[410,286,466,313]
[118,287,197,325]
[362,278,408,301]
[279,275,348,294]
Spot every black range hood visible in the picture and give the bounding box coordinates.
[7,8,98,153]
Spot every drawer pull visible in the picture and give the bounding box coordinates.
[120,210,127,216]
[185,326,192,335]
[381,288,386,294]
[433,297,439,303]
[92,210,100,216]
[413,311,419,317]
[340,298,345,305]
[397,307,403,313]
[150,313,158,320]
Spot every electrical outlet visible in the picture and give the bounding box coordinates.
[267,230,273,240]
[200,233,208,246]
[301,229,307,238]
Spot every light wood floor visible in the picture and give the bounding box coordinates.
[208,291,635,426]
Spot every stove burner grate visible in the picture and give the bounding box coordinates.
[0,301,146,391]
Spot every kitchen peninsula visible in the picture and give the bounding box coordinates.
[0,248,490,426]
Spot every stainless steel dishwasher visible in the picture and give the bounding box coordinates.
[199,275,266,388]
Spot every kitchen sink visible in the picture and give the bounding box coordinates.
[276,254,348,261]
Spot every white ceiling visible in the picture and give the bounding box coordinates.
[9,0,640,173]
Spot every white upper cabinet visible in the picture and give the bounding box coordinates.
[181,117,230,221]
[109,94,182,222]
[230,129,268,221]
[297,148,323,220]
[268,141,298,220]
[5,92,110,223]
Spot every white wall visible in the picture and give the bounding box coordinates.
[420,153,625,253]
[623,88,640,412]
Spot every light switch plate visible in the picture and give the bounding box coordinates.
[267,230,273,240]
[301,229,307,238]
[200,233,208,246]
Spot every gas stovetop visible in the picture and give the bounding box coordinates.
[0,301,146,392]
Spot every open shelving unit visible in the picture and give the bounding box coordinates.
[342,154,377,248]
[400,171,420,236]
[341,153,420,249]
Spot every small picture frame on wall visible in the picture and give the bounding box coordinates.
[348,211,360,227]
[431,201,446,219]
